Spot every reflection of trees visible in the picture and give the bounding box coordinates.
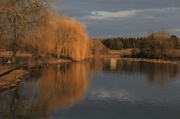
[144,63,178,86]
[90,58,104,73]
[103,59,180,86]
[0,62,91,118]
[35,62,90,111]
[1,59,179,118]
[0,88,37,119]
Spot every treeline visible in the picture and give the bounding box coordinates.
[0,0,91,62]
[102,30,180,59]
[102,37,144,50]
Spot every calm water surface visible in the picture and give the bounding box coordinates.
[1,58,180,119]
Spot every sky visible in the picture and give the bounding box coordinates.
[56,0,180,38]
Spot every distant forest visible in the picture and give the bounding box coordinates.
[101,30,180,59]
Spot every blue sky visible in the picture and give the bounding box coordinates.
[56,0,180,38]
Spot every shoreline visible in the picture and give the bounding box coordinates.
[0,69,29,93]
[118,57,180,64]
[0,58,72,93]
[0,56,179,93]
[97,54,180,64]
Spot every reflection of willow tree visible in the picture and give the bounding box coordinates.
[28,62,91,117]
[36,62,91,111]
[103,59,180,86]
[0,62,91,118]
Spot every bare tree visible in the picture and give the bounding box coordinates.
[143,29,171,59]
[0,0,54,62]
[152,29,171,58]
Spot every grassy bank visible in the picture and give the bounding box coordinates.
[0,67,29,93]
[0,57,72,93]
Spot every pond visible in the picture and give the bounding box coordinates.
[0,58,180,119]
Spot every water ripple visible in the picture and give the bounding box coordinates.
[88,89,136,102]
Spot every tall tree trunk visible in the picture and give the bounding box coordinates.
[57,44,61,59]
[12,16,18,63]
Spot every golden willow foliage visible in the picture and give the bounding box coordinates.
[67,18,90,61]
[35,14,91,61]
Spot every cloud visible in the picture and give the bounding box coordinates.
[172,28,180,33]
[84,7,180,20]
[85,10,139,20]
[58,0,180,37]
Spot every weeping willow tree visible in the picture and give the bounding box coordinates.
[62,17,90,61]
[34,15,91,61]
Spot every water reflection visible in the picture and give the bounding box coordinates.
[0,62,91,118]
[103,58,180,86]
[0,58,180,119]
[89,58,104,73]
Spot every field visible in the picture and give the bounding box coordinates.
[0,51,31,58]
[107,49,133,57]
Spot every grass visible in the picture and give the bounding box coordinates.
[0,51,31,57]
[0,69,29,92]
[108,49,133,57]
